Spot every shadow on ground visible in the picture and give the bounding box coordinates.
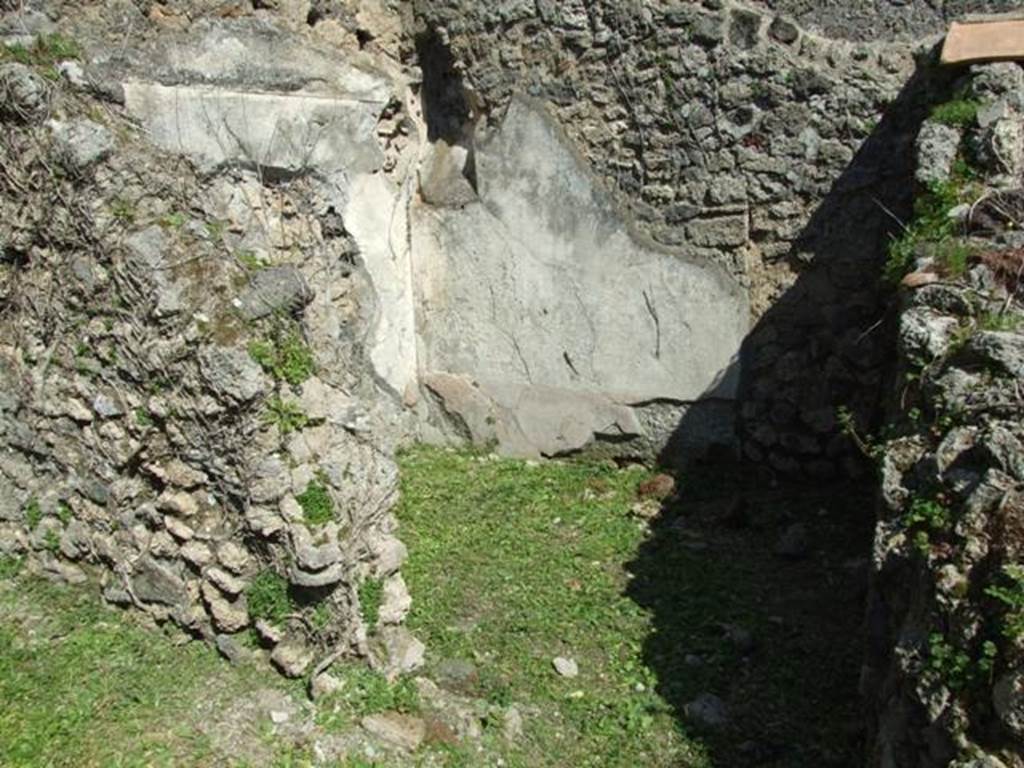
[627,466,874,767]
[632,47,968,767]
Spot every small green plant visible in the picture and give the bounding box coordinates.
[134,407,154,428]
[950,155,979,182]
[246,570,293,624]
[836,405,882,460]
[927,633,998,691]
[24,498,42,530]
[236,250,264,270]
[296,477,334,526]
[1,33,81,66]
[43,529,60,553]
[946,320,978,358]
[310,602,333,632]
[986,564,1024,642]
[928,634,973,690]
[0,556,22,579]
[979,311,1022,332]
[262,397,309,435]
[901,495,953,557]
[110,198,136,224]
[359,578,383,630]
[159,212,187,230]
[205,219,227,240]
[930,98,980,127]
[146,376,173,394]
[912,530,932,556]
[317,667,419,725]
[57,503,72,526]
[903,497,951,532]
[885,179,965,284]
[932,239,972,279]
[247,327,315,386]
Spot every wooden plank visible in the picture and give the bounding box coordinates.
[941,19,1024,64]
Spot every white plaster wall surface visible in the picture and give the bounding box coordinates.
[118,20,751,459]
[412,97,750,455]
[123,83,386,176]
[119,21,420,401]
[343,172,418,399]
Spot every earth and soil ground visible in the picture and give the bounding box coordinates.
[0,446,872,767]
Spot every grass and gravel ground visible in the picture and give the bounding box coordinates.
[0,571,302,767]
[0,445,870,767]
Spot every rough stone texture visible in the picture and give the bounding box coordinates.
[48,118,114,171]
[915,121,963,185]
[13,0,976,469]
[0,2,413,684]
[0,62,49,121]
[408,0,943,471]
[123,82,386,176]
[361,712,426,751]
[235,266,314,321]
[4,0,1022,713]
[748,0,1022,42]
[863,63,1024,768]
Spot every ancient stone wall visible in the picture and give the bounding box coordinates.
[4,0,1024,699]
[863,62,1024,768]
[408,0,943,472]
[0,4,422,680]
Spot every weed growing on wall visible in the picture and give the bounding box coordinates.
[246,570,293,624]
[927,634,996,691]
[262,396,309,435]
[986,565,1024,643]
[296,476,334,526]
[885,180,968,284]
[358,578,383,630]
[248,325,315,386]
[930,98,980,127]
[23,498,41,530]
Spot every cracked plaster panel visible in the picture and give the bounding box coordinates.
[118,20,420,400]
[118,20,393,175]
[344,172,419,399]
[412,97,750,412]
[123,83,387,176]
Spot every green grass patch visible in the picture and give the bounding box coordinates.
[979,311,1022,332]
[885,179,970,284]
[247,327,315,387]
[0,557,21,580]
[23,497,42,530]
[43,529,60,553]
[930,98,980,127]
[57,502,72,526]
[236,250,265,270]
[0,578,300,766]
[317,666,420,729]
[358,577,383,630]
[159,211,187,230]
[1,33,81,67]
[134,407,154,428]
[296,476,334,526]
[396,446,712,768]
[262,397,309,435]
[246,570,293,624]
[110,198,137,225]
